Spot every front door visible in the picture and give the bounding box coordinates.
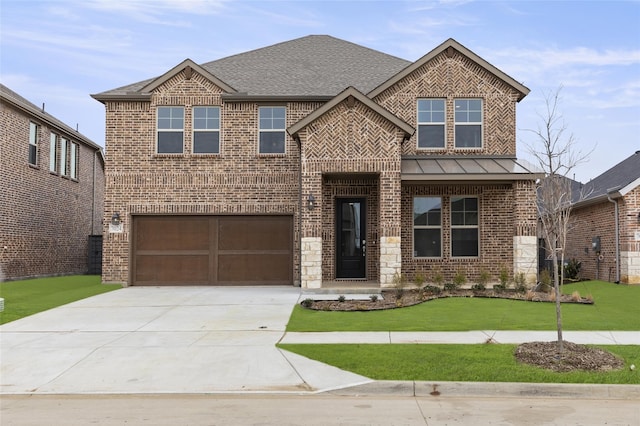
[336,198,366,278]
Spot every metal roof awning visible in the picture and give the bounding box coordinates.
[402,156,543,182]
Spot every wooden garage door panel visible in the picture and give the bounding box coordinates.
[132,215,292,286]
[136,217,209,251]
[218,216,291,251]
[135,255,209,284]
[218,254,291,283]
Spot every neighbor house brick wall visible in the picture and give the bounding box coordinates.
[566,186,640,284]
[0,100,104,280]
[102,70,320,284]
[564,201,617,282]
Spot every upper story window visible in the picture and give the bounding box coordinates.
[413,197,442,258]
[28,122,39,166]
[259,106,286,154]
[49,133,58,173]
[70,142,79,180]
[417,99,445,149]
[60,137,68,176]
[454,99,482,148]
[451,196,479,257]
[193,106,220,154]
[157,107,184,154]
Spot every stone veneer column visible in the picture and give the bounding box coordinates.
[380,236,401,288]
[621,251,640,284]
[301,237,322,289]
[513,235,538,285]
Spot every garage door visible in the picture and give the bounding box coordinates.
[132,216,293,286]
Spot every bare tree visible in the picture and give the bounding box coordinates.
[525,86,591,353]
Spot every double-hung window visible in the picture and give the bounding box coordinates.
[454,99,482,148]
[259,106,286,154]
[60,137,68,176]
[413,197,442,257]
[70,142,79,180]
[417,99,445,149]
[49,133,58,172]
[28,122,38,166]
[193,106,220,154]
[157,107,184,154]
[451,196,479,257]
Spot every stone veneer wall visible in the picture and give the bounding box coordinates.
[1,100,104,280]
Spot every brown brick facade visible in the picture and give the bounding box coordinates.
[97,38,538,288]
[1,96,104,280]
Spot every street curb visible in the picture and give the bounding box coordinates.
[327,381,640,400]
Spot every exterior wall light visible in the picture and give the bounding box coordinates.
[111,212,121,226]
[307,194,316,210]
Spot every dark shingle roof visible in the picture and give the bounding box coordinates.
[95,35,411,98]
[578,151,640,201]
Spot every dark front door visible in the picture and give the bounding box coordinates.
[336,198,366,278]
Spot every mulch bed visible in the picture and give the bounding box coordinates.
[515,341,624,372]
[302,288,593,312]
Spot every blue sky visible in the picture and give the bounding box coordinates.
[2,0,638,182]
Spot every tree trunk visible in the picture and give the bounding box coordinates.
[552,251,564,353]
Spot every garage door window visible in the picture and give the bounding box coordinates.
[157,107,184,154]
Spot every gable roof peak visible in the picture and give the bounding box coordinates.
[369,37,530,101]
[139,58,236,94]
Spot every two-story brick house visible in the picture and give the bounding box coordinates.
[92,36,540,288]
[563,151,640,284]
[0,84,105,280]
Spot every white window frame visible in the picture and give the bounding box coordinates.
[49,133,58,173]
[413,196,442,258]
[29,122,38,166]
[454,99,483,149]
[156,106,184,154]
[450,196,479,258]
[417,99,446,149]
[60,137,68,176]
[70,142,79,180]
[192,106,220,154]
[258,106,286,154]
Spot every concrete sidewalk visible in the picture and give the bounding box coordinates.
[281,330,640,345]
[1,286,638,397]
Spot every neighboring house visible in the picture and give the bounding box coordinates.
[563,151,640,284]
[92,35,540,288]
[0,84,105,280]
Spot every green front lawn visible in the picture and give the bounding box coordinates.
[287,281,640,332]
[0,275,121,324]
[278,344,640,384]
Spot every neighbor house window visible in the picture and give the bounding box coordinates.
[28,122,38,165]
[417,99,445,149]
[259,106,286,154]
[49,133,58,173]
[157,106,184,154]
[193,106,220,154]
[454,99,482,148]
[451,196,479,257]
[60,137,68,176]
[70,142,79,180]
[413,197,442,257]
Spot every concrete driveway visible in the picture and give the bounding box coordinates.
[0,286,370,394]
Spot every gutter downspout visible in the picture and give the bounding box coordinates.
[607,194,621,283]
[296,136,302,287]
